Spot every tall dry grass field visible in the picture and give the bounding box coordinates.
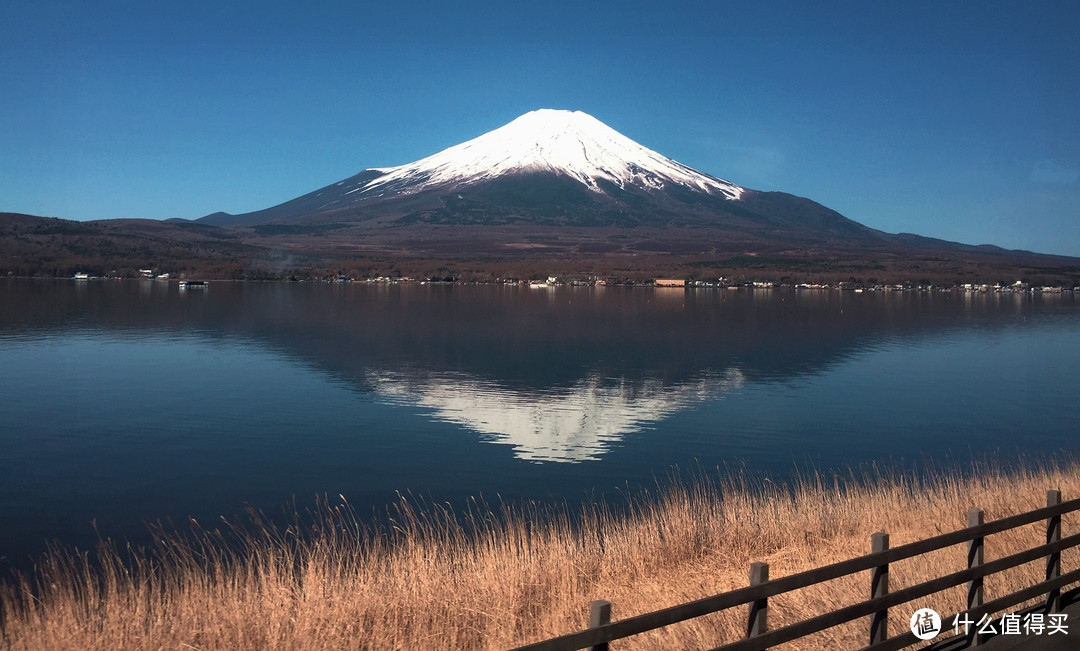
[2,457,1079,650]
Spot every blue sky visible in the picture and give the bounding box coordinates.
[4,1,1079,256]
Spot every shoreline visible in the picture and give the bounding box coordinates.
[7,274,1080,293]
[3,454,1079,649]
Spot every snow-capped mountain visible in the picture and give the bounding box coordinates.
[199,109,877,240]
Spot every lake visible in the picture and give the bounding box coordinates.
[2,279,1079,570]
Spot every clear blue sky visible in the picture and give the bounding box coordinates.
[4,1,1079,256]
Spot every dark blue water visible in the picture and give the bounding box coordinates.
[2,280,1078,570]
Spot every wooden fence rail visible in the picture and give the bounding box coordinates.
[511,490,1080,651]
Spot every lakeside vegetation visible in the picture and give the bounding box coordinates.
[6,212,1080,288]
[2,456,1078,650]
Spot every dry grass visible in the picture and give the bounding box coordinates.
[2,457,1079,650]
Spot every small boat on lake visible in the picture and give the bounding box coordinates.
[178,281,209,289]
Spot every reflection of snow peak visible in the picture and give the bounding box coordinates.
[372,371,745,463]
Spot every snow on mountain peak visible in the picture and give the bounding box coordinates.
[358,109,744,199]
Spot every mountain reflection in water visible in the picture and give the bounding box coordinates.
[372,369,746,462]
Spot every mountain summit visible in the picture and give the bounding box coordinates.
[360,109,744,200]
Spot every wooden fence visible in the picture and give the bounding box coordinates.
[511,490,1080,651]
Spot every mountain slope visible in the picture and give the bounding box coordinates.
[0,212,258,276]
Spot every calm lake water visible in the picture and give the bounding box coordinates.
[2,279,1079,569]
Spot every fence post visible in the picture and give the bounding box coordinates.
[967,508,985,646]
[1046,490,1062,612]
[870,532,889,646]
[747,562,769,640]
[588,600,612,651]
